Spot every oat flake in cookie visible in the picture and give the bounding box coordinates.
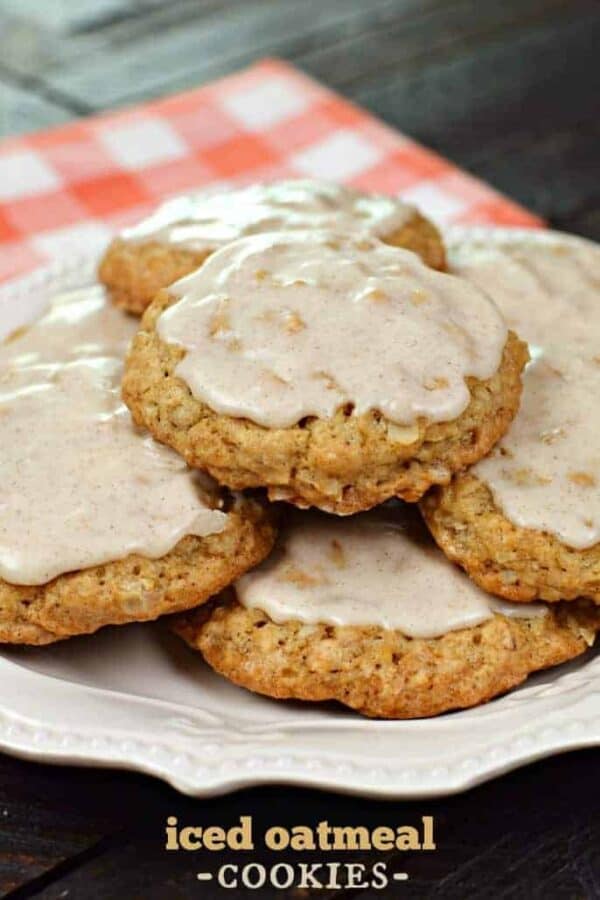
[422,230,600,603]
[98,179,446,314]
[173,505,600,719]
[123,230,528,514]
[0,286,276,645]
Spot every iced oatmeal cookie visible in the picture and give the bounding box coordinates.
[99,180,445,314]
[0,286,276,644]
[422,230,600,603]
[173,506,599,719]
[123,230,527,514]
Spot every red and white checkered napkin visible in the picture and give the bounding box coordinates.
[0,58,542,283]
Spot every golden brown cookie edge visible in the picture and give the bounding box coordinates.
[421,475,600,603]
[172,596,599,719]
[0,496,277,645]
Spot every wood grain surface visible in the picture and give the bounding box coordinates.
[0,1,598,896]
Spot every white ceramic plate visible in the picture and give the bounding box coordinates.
[0,227,598,799]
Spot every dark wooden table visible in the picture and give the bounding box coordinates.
[0,1,598,896]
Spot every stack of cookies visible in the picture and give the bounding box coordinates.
[1,180,598,718]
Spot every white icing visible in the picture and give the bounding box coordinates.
[452,236,600,549]
[0,286,226,586]
[158,230,507,429]
[120,179,415,251]
[236,507,547,638]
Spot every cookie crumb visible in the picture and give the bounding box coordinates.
[367,289,388,304]
[568,471,596,487]
[540,428,565,445]
[284,311,306,334]
[424,376,449,391]
[328,539,346,568]
[504,467,552,487]
[209,305,230,337]
[410,289,427,306]
[281,564,323,588]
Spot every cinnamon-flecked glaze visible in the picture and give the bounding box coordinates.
[173,504,599,718]
[159,231,507,429]
[422,232,600,602]
[0,286,226,586]
[236,507,548,638]
[123,234,526,513]
[98,180,446,314]
[0,286,276,643]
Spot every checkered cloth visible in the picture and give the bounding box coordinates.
[0,58,541,283]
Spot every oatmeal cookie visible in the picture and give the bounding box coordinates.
[0,285,277,644]
[421,229,600,603]
[172,505,599,718]
[421,476,600,603]
[99,180,445,314]
[173,592,598,719]
[0,494,276,645]
[123,231,527,513]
